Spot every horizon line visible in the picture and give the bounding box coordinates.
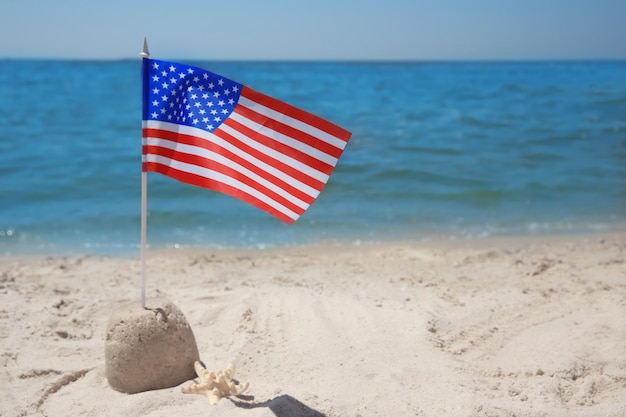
[1,55,624,64]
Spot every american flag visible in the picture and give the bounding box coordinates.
[142,58,352,224]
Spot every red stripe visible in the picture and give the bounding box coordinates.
[212,124,327,189]
[222,116,335,176]
[143,143,308,217]
[143,128,318,205]
[144,161,296,224]
[234,104,344,159]
[241,86,351,142]
[143,125,324,200]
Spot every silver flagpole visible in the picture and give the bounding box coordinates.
[140,37,150,309]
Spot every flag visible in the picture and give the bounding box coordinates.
[142,58,352,224]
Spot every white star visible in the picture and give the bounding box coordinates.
[221,109,228,114]
[187,68,194,74]
[203,73,209,80]
[152,100,159,106]
[202,117,209,123]
[193,118,199,124]
[232,86,239,92]
[152,62,159,69]
[202,93,209,99]
[161,95,168,102]
[170,77,177,84]
[161,70,167,77]
[152,75,159,82]
[207,124,214,130]
[152,88,159,94]
[162,82,169,89]
[208,82,215,89]
[228,98,235,105]
[214,116,222,122]
[218,79,224,86]
[210,109,217,115]
[199,109,206,115]
[169,65,176,72]
[194,102,201,108]
[218,100,225,106]
[193,76,200,82]
[191,94,198,100]
[213,92,220,98]
[151,112,158,118]
[224,89,230,96]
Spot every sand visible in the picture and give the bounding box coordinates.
[1,233,625,417]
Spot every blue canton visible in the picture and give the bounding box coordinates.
[144,59,243,132]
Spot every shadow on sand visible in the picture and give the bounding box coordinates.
[231,394,327,417]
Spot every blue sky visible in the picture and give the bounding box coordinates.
[1,0,624,60]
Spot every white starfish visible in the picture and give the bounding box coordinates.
[181,361,249,405]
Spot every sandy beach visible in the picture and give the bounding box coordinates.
[1,233,625,417]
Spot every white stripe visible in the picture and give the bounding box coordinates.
[229,110,339,167]
[217,123,330,184]
[144,120,329,188]
[144,153,300,220]
[145,136,310,210]
[238,95,347,150]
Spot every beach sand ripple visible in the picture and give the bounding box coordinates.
[1,234,625,416]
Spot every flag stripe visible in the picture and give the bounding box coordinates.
[234,101,345,160]
[222,116,336,176]
[143,125,320,202]
[144,148,307,217]
[144,120,327,192]
[143,154,301,223]
[215,121,331,181]
[211,127,325,193]
[143,136,313,211]
[240,87,351,146]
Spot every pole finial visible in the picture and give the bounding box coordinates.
[140,37,150,58]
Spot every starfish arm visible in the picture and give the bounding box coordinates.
[181,361,249,404]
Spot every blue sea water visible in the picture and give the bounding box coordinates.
[1,59,625,255]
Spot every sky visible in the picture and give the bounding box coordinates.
[1,0,625,61]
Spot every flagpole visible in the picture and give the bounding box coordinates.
[140,37,150,309]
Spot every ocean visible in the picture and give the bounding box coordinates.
[1,59,625,255]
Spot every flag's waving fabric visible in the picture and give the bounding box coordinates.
[142,58,352,224]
